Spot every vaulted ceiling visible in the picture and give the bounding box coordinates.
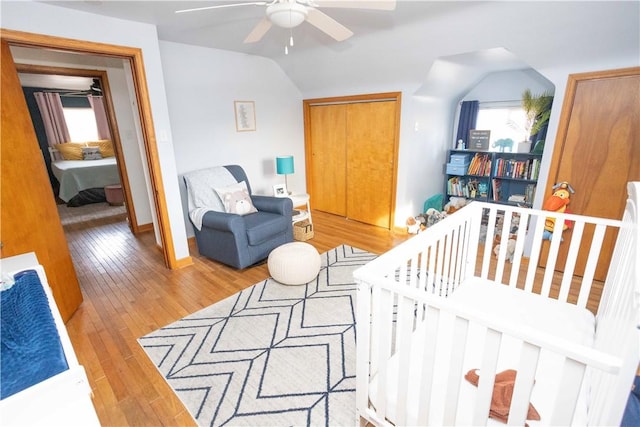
[41,1,639,96]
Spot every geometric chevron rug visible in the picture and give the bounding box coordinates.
[138,245,376,426]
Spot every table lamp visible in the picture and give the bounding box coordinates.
[276,155,294,194]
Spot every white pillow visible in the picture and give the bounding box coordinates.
[82,146,102,160]
[214,181,257,216]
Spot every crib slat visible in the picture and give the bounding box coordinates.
[508,342,540,426]
[471,328,502,425]
[415,305,440,426]
[393,295,415,426]
[541,218,565,297]
[508,211,529,288]
[557,220,585,302]
[481,208,498,279]
[443,316,470,425]
[577,223,606,308]
[550,358,586,425]
[494,210,513,284]
[524,216,546,293]
[373,287,395,421]
[356,282,372,421]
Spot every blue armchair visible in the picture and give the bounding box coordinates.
[184,165,293,269]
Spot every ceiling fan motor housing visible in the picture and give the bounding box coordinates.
[267,2,308,28]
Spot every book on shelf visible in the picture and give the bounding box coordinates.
[467,153,492,176]
[493,157,541,180]
[491,179,502,202]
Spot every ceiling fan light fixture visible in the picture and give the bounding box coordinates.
[267,2,308,28]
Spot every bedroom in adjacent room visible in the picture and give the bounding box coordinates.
[17,68,128,229]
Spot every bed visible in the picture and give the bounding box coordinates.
[49,144,120,203]
[0,252,100,426]
[354,182,639,426]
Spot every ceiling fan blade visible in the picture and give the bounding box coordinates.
[175,2,267,14]
[311,0,396,10]
[306,8,354,41]
[244,17,273,43]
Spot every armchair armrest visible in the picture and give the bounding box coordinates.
[252,195,293,217]
[201,210,246,232]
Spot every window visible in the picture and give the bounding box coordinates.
[475,102,527,152]
[62,107,99,142]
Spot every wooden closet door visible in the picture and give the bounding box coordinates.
[308,104,347,216]
[1,40,83,321]
[544,67,640,281]
[346,101,397,228]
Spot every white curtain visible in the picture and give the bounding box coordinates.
[88,95,111,140]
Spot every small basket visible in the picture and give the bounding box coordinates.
[293,220,314,241]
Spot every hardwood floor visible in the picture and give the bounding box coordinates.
[63,210,409,426]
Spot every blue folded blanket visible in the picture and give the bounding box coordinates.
[1,269,69,399]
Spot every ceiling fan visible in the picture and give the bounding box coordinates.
[176,0,396,44]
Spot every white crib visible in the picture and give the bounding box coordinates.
[354,182,639,426]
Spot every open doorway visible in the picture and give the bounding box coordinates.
[16,66,140,232]
[2,29,180,269]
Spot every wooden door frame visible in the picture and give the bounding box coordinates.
[14,63,143,233]
[303,92,402,230]
[1,28,180,269]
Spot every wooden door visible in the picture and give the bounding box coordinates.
[346,101,398,228]
[308,104,347,216]
[304,93,400,229]
[543,67,640,281]
[1,40,83,321]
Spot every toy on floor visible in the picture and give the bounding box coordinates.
[494,234,517,262]
[443,196,467,214]
[542,181,575,240]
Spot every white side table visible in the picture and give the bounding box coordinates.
[288,193,312,224]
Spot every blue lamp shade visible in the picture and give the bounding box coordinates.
[276,156,295,175]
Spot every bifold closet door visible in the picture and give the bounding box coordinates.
[306,98,398,229]
[308,104,347,216]
[346,101,397,228]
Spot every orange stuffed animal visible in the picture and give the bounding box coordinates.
[543,181,575,239]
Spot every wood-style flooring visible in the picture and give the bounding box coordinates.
[63,210,409,426]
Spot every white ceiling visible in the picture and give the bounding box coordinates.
[36,1,640,96]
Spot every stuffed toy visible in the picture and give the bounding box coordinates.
[542,181,575,240]
[406,216,421,234]
[223,188,257,215]
[407,213,429,234]
[425,208,447,227]
[494,234,517,262]
[443,197,467,214]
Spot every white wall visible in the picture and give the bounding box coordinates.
[1,0,189,260]
[158,41,304,236]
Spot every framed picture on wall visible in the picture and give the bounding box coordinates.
[234,101,256,132]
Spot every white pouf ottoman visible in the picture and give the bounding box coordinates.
[268,242,321,285]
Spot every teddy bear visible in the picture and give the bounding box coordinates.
[223,188,257,215]
[493,234,517,262]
